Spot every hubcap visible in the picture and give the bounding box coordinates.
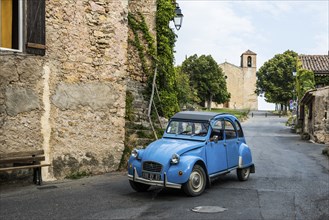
[190,171,203,192]
[243,168,250,178]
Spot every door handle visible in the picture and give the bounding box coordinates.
[224,143,227,147]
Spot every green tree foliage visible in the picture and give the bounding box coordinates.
[175,66,200,108]
[181,54,230,110]
[256,50,298,108]
[296,60,315,101]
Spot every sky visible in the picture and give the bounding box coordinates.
[172,0,329,110]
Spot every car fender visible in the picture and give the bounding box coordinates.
[128,156,142,176]
[238,143,253,168]
[167,155,207,184]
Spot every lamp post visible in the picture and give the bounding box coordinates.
[173,3,183,30]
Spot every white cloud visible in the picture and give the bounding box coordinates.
[175,1,257,65]
[174,0,328,68]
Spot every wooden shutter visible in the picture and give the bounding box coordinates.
[26,0,46,56]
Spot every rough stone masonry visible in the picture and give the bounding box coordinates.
[0,0,156,180]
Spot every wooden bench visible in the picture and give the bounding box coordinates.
[0,150,51,185]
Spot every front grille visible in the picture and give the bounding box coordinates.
[143,161,162,173]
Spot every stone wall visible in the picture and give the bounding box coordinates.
[0,0,130,180]
[218,62,244,109]
[242,67,258,110]
[310,87,329,144]
[127,0,157,126]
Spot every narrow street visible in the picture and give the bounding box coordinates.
[0,112,328,220]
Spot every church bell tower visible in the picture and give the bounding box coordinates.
[240,50,258,110]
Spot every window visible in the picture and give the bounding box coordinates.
[166,120,209,137]
[211,120,223,140]
[0,0,46,55]
[234,120,244,137]
[224,120,237,139]
[247,56,252,67]
[308,103,312,119]
[0,0,23,51]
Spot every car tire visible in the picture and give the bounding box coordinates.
[183,165,206,196]
[237,167,250,181]
[129,180,151,192]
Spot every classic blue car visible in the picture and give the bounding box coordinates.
[128,111,255,196]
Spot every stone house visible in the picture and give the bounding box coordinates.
[298,55,329,144]
[300,86,329,144]
[299,55,329,87]
[0,0,156,180]
[214,50,258,110]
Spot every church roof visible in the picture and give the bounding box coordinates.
[299,55,329,75]
[219,61,242,70]
[241,49,257,56]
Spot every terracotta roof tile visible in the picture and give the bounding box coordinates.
[241,49,257,56]
[299,55,329,74]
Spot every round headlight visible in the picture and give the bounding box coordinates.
[171,153,180,164]
[131,149,138,158]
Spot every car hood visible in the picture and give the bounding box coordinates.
[141,138,205,165]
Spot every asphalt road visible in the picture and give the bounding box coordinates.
[0,112,328,220]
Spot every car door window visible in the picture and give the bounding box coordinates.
[224,120,237,139]
[234,120,244,137]
[211,120,224,140]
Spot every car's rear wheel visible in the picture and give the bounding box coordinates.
[129,180,151,192]
[237,167,250,181]
[183,165,206,196]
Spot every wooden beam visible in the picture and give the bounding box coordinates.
[0,150,45,159]
[27,42,46,49]
[0,164,51,172]
[0,156,45,164]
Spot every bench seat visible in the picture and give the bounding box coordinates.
[0,150,50,185]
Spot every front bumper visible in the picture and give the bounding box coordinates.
[128,168,181,189]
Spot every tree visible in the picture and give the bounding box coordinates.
[175,66,200,108]
[296,59,315,101]
[256,50,298,111]
[181,54,230,110]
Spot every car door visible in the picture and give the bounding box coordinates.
[224,119,239,168]
[206,119,228,174]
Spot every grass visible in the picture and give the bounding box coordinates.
[202,108,249,121]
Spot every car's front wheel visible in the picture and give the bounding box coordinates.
[183,165,206,196]
[237,167,250,181]
[129,180,151,192]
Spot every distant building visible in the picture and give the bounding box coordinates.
[214,50,258,110]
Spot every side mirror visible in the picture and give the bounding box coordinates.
[210,135,219,143]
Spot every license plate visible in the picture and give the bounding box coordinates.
[142,172,161,181]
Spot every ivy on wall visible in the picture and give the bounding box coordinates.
[315,75,329,87]
[128,0,180,119]
[155,0,180,118]
[128,12,156,77]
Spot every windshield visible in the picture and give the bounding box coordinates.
[166,120,209,137]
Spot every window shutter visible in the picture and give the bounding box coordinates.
[26,0,46,56]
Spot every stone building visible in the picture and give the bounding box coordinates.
[300,86,329,144]
[215,50,258,110]
[299,55,329,88]
[0,0,156,180]
[298,55,329,144]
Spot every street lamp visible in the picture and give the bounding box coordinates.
[173,3,183,30]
